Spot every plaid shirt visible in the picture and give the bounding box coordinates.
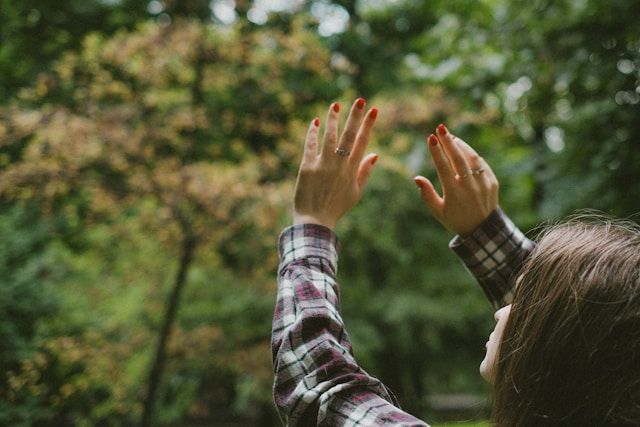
[272,208,534,425]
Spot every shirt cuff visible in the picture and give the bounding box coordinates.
[278,224,340,271]
[449,207,528,279]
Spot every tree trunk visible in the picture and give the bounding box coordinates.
[140,234,197,427]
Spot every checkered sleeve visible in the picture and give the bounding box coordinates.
[449,208,536,310]
[272,224,429,426]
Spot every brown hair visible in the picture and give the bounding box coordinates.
[492,216,640,426]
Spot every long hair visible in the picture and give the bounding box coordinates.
[492,216,640,426]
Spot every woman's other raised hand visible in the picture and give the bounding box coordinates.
[414,124,499,236]
[292,98,379,230]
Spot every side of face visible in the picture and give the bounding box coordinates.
[480,304,511,383]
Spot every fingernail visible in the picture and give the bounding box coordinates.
[370,108,378,119]
[428,134,438,146]
[413,177,423,189]
[372,154,379,165]
[437,123,447,135]
[333,102,340,113]
[314,117,320,127]
[356,98,366,109]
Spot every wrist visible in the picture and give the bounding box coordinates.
[454,207,501,237]
[455,223,480,237]
[292,213,337,230]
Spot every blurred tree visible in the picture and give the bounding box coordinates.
[497,0,640,218]
[0,204,63,425]
[0,0,153,101]
[0,17,338,425]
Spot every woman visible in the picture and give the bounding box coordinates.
[271,99,640,425]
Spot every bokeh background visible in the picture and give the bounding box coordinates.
[1,0,639,425]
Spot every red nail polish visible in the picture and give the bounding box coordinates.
[370,108,378,119]
[314,118,320,127]
[437,124,447,135]
[333,102,340,112]
[372,154,379,165]
[356,98,366,109]
[428,134,438,146]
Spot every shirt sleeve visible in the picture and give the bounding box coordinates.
[449,208,536,310]
[272,224,429,426]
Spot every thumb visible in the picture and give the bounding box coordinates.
[357,153,379,188]
[414,176,444,215]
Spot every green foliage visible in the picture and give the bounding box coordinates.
[496,0,640,217]
[0,0,152,101]
[1,12,332,426]
[0,204,59,373]
[0,204,64,425]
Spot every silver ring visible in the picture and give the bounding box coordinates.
[335,147,350,157]
[456,168,474,179]
[456,167,485,179]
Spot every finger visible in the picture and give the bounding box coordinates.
[455,138,498,183]
[454,137,495,178]
[357,153,379,188]
[436,124,469,176]
[321,102,341,158]
[414,176,444,216]
[454,137,482,168]
[350,107,379,164]
[303,117,321,163]
[337,98,366,154]
[427,133,455,185]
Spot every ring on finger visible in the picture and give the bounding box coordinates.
[456,168,474,179]
[456,167,485,179]
[335,147,350,157]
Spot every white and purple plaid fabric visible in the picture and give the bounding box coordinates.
[272,209,534,425]
[449,208,535,309]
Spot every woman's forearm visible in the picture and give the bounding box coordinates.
[272,224,428,426]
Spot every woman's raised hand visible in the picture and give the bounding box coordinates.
[414,124,499,236]
[292,98,379,230]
